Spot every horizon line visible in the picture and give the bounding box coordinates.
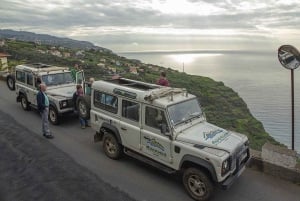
[117,49,274,55]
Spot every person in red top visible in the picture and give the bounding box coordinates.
[157,71,169,86]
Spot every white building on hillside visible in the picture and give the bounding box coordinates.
[0,53,10,71]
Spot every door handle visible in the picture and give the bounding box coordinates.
[121,127,127,131]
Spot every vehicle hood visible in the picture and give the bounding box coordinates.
[46,85,75,98]
[176,121,247,153]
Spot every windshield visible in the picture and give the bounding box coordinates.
[42,72,73,86]
[167,98,203,126]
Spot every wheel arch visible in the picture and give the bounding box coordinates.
[180,155,218,182]
[17,89,27,102]
[49,101,58,111]
[100,122,122,144]
[48,102,60,125]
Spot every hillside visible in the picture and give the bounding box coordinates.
[0,33,280,150]
[0,29,111,52]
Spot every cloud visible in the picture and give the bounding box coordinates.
[0,0,300,51]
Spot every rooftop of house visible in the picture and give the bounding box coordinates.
[0,53,10,58]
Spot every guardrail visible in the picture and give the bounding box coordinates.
[248,144,300,184]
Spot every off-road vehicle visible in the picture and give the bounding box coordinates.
[80,78,250,201]
[13,63,84,124]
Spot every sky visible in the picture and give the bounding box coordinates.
[0,0,300,52]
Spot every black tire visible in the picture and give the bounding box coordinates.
[77,95,91,120]
[6,75,15,91]
[49,106,59,125]
[20,94,30,111]
[183,168,214,201]
[102,132,122,160]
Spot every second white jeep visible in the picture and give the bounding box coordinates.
[14,63,84,124]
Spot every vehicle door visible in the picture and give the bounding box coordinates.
[75,70,85,85]
[141,106,172,164]
[25,72,37,106]
[119,99,141,151]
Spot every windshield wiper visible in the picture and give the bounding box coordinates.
[172,112,202,126]
[182,112,202,124]
[189,112,201,117]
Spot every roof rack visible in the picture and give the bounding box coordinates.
[109,77,159,90]
[18,64,69,75]
[35,66,69,72]
[144,87,188,102]
[23,63,52,68]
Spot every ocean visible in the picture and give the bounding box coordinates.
[119,50,300,153]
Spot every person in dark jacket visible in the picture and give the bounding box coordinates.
[37,83,54,139]
[73,84,88,129]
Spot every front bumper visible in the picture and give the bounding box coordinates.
[220,148,251,189]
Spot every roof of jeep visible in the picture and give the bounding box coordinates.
[92,78,196,107]
[15,63,69,74]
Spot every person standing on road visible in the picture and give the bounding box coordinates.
[74,84,88,129]
[37,83,54,139]
[156,71,169,86]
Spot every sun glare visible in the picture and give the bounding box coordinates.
[168,53,222,64]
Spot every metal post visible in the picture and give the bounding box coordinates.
[291,69,295,150]
[278,45,299,151]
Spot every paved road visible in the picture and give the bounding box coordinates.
[0,110,136,201]
[0,81,299,201]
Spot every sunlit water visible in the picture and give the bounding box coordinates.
[119,50,300,153]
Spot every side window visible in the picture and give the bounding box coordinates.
[16,71,25,83]
[26,73,33,86]
[94,91,118,113]
[122,100,139,122]
[35,77,42,89]
[145,107,169,131]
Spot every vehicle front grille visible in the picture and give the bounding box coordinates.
[67,99,74,108]
[231,143,249,172]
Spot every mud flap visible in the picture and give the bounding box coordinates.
[94,132,102,142]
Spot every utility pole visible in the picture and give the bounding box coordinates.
[291,69,295,150]
[278,45,300,150]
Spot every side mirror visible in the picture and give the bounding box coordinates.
[278,45,300,70]
[160,123,171,139]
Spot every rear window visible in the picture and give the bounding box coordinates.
[94,91,118,114]
[16,71,25,83]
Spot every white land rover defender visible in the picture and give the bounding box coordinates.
[85,78,250,201]
[13,63,84,124]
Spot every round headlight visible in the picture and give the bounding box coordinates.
[221,157,231,176]
[223,160,229,169]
